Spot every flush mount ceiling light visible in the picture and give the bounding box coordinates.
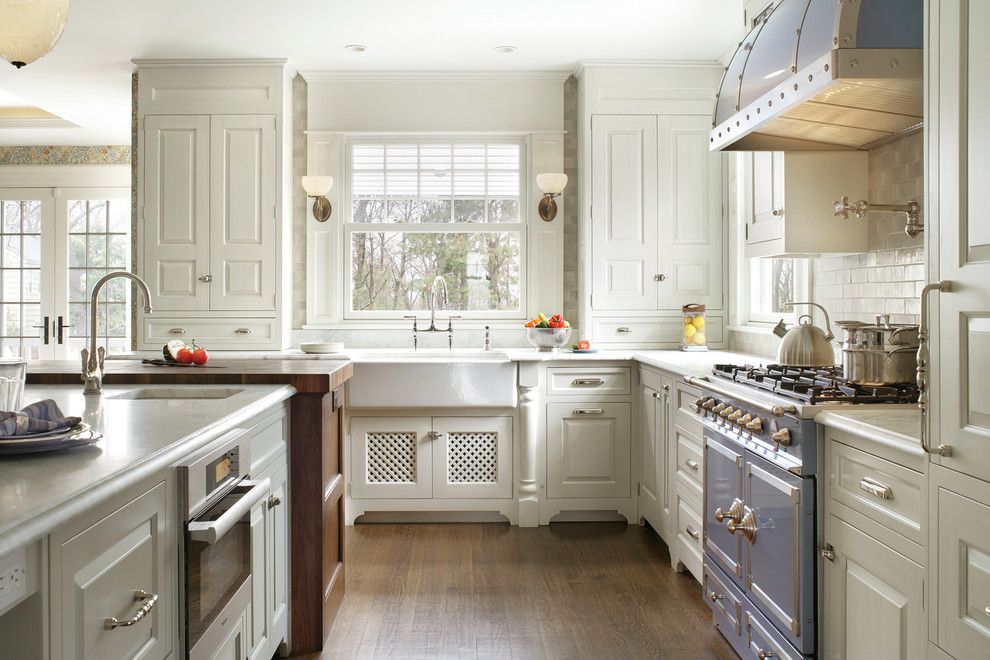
[302,176,334,222]
[536,173,567,222]
[0,0,70,69]
[344,44,367,53]
[493,45,517,54]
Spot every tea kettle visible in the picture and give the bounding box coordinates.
[772,302,836,367]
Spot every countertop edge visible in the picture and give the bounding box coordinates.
[0,384,296,557]
[814,410,924,460]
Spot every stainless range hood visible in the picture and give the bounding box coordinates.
[711,0,923,152]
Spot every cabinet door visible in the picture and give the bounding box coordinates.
[591,115,659,311]
[266,459,288,648]
[823,514,925,660]
[657,115,724,310]
[143,115,211,311]
[49,481,172,660]
[546,402,631,499]
[350,417,432,499]
[432,417,512,499]
[932,468,990,659]
[744,151,784,247]
[209,115,277,311]
[931,0,990,483]
[639,386,662,527]
[247,497,269,660]
[657,378,674,533]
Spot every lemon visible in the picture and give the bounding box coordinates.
[692,316,705,330]
[683,324,697,339]
[693,332,706,346]
[684,315,695,325]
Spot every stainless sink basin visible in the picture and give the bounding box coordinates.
[110,387,244,400]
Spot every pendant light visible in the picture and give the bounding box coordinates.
[0,0,71,69]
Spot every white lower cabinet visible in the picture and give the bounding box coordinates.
[49,479,174,660]
[930,466,990,660]
[546,402,631,499]
[350,416,513,501]
[638,382,664,531]
[248,452,288,660]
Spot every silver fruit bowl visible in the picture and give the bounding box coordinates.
[526,327,572,352]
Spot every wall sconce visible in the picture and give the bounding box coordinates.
[536,173,568,222]
[302,176,334,222]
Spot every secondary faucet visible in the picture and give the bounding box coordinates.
[82,271,153,395]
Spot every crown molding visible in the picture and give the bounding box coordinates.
[573,58,724,77]
[299,70,571,83]
[131,58,288,68]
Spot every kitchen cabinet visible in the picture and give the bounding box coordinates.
[349,416,513,502]
[48,479,174,660]
[638,381,663,530]
[248,453,288,660]
[546,402,631,500]
[740,150,868,258]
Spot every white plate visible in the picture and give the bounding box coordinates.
[0,423,102,455]
[299,342,345,354]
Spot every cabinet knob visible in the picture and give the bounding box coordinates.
[708,590,724,603]
[771,208,784,216]
[267,494,281,509]
[654,273,667,282]
[757,650,776,659]
[820,545,836,562]
[198,274,213,283]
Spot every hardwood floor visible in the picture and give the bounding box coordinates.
[300,522,737,659]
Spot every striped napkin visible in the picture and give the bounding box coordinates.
[0,400,81,437]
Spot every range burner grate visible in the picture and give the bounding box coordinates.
[712,363,920,404]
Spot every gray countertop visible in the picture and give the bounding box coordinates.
[0,383,294,556]
[815,407,923,462]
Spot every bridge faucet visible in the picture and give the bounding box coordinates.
[82,271,153,395]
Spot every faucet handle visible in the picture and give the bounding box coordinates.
[97,346,106,371]
[81,348,90,374]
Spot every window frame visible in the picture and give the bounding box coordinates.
[740,255,811,326]
[341,136,529,322]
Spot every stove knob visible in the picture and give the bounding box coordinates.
[745,417,764,434]
[702,398,717,413]
[719,407,735,419]
[738,413,753,427]
[693,397,706,413]
[712,403,728,416]
[728,410,744,425]
[771,427,792,446]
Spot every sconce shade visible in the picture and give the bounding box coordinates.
[536,173,568,195]
[301,175,333,197]
[0,0,70,68]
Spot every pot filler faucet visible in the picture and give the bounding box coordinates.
[404,275,460,350]
[82,271,153,395]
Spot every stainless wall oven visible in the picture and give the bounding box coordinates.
[176,432,269,659]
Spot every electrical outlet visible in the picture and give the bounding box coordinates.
[0,548,28,613]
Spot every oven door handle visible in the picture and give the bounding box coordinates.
[188,478,270,545]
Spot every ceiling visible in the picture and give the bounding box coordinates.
[0,0,743,146]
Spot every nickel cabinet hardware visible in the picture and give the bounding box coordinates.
[266,494,281,509]
[685,458,699,471]
[820,544,835,562]
[572,408,605,415]
[168,328,186,336]
[726,506,757,543]
[198,274,213,283]
[686,525,700,540]
[234,328,252,335]
[858,477,894,500]
[715,498,744,524]
[616,327,632,334]
[918,280,953,456]
[571,377,605,386]
[104,590,159,630]
[653,273,667,282]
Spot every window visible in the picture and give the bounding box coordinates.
[0,199,43,358]
[345,140,525,318]
[745,257,809,324]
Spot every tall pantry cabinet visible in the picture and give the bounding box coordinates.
[134,60,292,350]
[579,65,726,347]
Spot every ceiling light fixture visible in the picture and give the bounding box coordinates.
[493,45,517,54]
[344,44,367,53]
[0,0,71,69]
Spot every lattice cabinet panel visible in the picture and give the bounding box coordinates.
[433,417,513,499]
[447,432,499,484]
[350,417,432,499]
[367,431,418,484]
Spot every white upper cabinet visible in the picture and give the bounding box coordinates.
[591,115,659,311]
[742,151,869,258]
[209,115,277,311]
[144,115,211,312]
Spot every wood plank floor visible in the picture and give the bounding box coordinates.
[300,522,737,659]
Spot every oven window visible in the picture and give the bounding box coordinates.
[186,491,251,648]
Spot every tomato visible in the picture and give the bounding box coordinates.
[175,347,194,364]
[191,346,209,365]
[577,340,591,350]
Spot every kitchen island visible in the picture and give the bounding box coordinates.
[26,358,353,655]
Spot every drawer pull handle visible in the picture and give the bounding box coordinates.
[572,408,604,415]
[859,477,893,500]
[685,458,699,471]
[234,328,252,335]
[708,590,724,603]
[267,494,281,509]
[984,606,990,617]
[757,650,776,659]
[168,328,186,335]
[686,525,700,540]
[572,377,605,386]
[616,327,632,334]
[105,590,159,630]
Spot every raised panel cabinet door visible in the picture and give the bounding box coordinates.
[546,402,632,499]
[350,417,433,499]
[432,416,513,499]
[49,481,171,660]
[932,0,990,483]
[639,386,662,528]
[265,458,288,649]
[657,378,674,534]
[823,514,925,660]
[209,114,277,311]
[590,115,659,311]
[143,115,211,311]
[932,468,990,659]
[744,151,785,247]
[657,115,724,310]
[247,497,270,660]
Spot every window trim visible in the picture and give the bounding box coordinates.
[742,256,811,326]
[341,136,529,321]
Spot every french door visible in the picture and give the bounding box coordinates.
[0,187,131,361]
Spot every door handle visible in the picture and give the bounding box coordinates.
[727,506,757,544]
[55,315,71,344]
[714,498,743,524]
[187,478,270,544]
[32,316,50,344]
[918,280,952,456]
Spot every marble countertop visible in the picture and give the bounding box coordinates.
[0,383,294,556]
[815,407,923,460]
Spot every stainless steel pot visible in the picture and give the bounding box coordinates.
[835,315,920,385]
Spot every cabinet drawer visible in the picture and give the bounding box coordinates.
[247,407,287,476]
[674,380,704,422]
[143,316,277,348]
[675,427,703,493]
[827,439,924,544]
[593,317,724,345]
[704,560,743,637]
[546,367,631,397]
[743,606,802,660]
[675,493,703,570]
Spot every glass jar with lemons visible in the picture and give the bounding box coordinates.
[681,303,708,351]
